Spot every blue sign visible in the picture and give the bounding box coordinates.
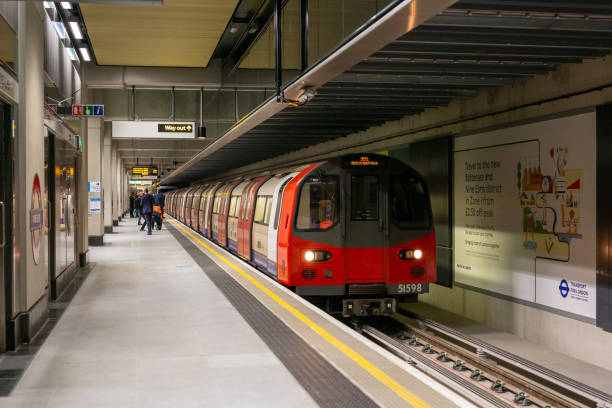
[559,279,569,298]
[94,105,104,116]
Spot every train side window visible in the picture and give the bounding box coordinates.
[263,197,272,225]
[213,195,221,214]
[390,176,431,229]
[295,176,338,231]
[244,185,255,221]
[229,196,238,217]
[253,196,267,224]
[351,176,379,221]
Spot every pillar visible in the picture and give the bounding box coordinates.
[111,144,118,226]
[87,118,104,246]
[103,124,113,233]
[12,1,47,347]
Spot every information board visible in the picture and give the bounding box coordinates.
[131,167,158,178]
[453,112,596,319]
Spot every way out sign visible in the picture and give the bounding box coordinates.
[72,105,104,117]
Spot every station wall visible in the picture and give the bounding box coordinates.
[396,111,609,370]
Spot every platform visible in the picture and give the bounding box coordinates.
[0,218,473,408]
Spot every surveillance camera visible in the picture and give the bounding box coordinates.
[297,87,316,104]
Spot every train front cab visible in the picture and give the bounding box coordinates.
[278,155,435,317]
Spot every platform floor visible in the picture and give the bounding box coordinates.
[1,219,317,408]
[0,217,473,408]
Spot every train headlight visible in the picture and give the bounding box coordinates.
[304,250,315,262]
[413,249,423,260]
[399,249,423,260]
[304,250,332,262]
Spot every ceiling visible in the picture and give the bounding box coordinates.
[163,0,612,186]
[80,0,240,67]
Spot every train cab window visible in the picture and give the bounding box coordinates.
[296,176,338,231]
[390,176,431,229]
[351,176,379,221]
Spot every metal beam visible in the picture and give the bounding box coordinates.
[162,0,459,185]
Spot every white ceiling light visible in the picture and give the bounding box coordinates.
[79,48,91,62]
[54,22,68,39]
[69,21,83,39]
[43,1,55,9]
[66,48,79,61]
[61,2,73,9]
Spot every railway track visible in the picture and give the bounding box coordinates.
[352,313,612,408]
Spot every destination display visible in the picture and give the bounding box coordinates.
[342,155,387,168]
[453,112,596,319]
[131,167,158,178]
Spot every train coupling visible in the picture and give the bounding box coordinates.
[342,298,396,317]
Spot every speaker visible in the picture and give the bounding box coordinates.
[197,126,206,138]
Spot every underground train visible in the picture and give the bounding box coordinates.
[165,153,435,317]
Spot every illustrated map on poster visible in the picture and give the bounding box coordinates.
[454,113,596,319]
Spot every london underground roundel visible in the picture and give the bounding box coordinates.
[30,174,44,265]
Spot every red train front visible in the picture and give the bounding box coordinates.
[166,153,435,317]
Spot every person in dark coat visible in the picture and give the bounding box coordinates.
[139,189,155,235]
[135,192,143,225]
[129,194,135,218]
[153,189,165,230]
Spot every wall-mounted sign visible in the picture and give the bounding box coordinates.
[30,174,43,265]
[72,104,104,117]
[158,123,193,133]
[112,121,196,139]
[88,181,101,193]
[89,197,101,212]
[131,167,158,177]
[453,112,596,319]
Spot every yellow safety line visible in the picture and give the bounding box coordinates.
[169,218,431,408]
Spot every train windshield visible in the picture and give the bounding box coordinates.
[390,176,430,229]
[296,176,338,231]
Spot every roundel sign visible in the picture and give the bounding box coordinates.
[559,279,569,298]
[30,174,44,265]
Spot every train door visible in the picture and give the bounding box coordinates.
[0,101,13,352]
[345,173,386,282]
[267,174,296,276]
[238,177,268,260]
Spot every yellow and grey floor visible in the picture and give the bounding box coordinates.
[0,217,474,407]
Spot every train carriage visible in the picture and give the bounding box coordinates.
[165,153,434,317]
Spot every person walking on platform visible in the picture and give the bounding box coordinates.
[139,189,154,235]
[153,189,165,230]
[135,192,143,225]
[129,193,135,218]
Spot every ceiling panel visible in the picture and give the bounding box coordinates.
[81,0,240,67]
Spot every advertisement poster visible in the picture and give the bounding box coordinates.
[453,112,596,319]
